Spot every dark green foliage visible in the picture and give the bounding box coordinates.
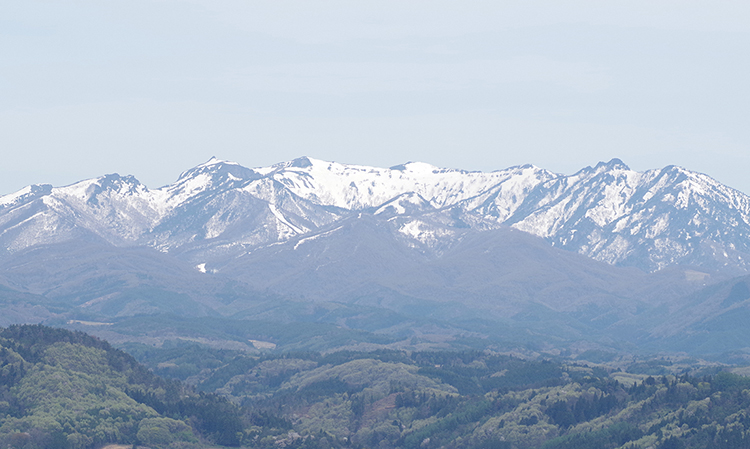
[711,371,750,391]
[417,365,484,395]
[198,355,261,392]
[544,393,619,427]
[249,411,293,429]
[470,439,512,449]
[414,352,563,395]
[400,399,494,449]
[395,390,430,408]
[541,422,644,449]
[124,386,244,445]
[120,340,240,380]
[627,359,673,376]
[660,436,686,449]
[0,324,115,364]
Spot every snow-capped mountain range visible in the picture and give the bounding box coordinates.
[2,156,750,274]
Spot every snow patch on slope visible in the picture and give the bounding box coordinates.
[293,226,344,250]
[268,203,307,236]
[398,220,455,247]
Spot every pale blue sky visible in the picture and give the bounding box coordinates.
[2,1,750,194]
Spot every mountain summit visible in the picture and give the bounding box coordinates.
[1,157,749,274]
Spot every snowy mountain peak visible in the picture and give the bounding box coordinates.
[389,161,441,173]
[261,156,322,174]
[598,158,630,171]
[289,156,314,168]
[198,156,243,169]
[2,157,750,274]
[166,159,261,207]
[177,157,247,180]
[573,158,631,177]
[199,156,221,167]
[0,184,53,209]
[501,163,540,172]
[93,173,143,191]
[53,173,147,203]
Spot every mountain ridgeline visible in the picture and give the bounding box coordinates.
[1,158,750,359]
[3,157,750,273]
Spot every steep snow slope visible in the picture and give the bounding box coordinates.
[1,156,749,274]
[0,175,158,252]
[507,160,750,272]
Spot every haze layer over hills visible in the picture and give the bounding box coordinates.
[1,157,750,360]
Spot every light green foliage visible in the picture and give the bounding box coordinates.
[295,397,354,437]
[474,385,574,447]
[217,358,318,400]
[2,354,158,444]
[42,343,112,377]
[0,325,243,449]
[66,432,93,449]
[255,359,457,441]
[137,417,196,448]
[14,364,143,413]
[285,359,456,398]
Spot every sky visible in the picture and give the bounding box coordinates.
[2,1,750,195]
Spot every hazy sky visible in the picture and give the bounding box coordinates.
[2,1,750,194]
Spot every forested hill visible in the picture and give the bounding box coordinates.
[5,325,750,449]
[0,324,243,448]
[131,342,750,449]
